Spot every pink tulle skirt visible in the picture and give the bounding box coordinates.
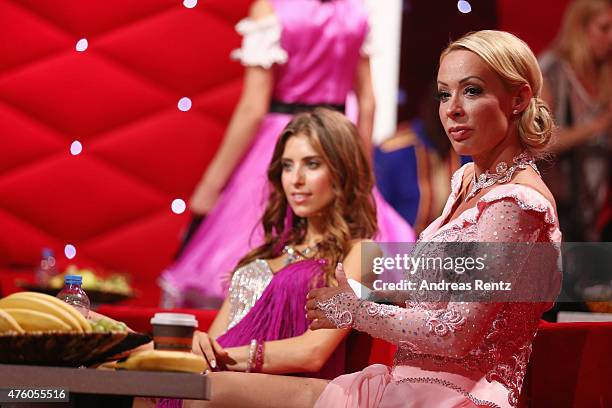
[160,113,415,307]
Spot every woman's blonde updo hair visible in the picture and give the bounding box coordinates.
[440,30,554,155]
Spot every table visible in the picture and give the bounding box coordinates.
[0,364,210,407]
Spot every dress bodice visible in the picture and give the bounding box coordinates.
[402,165,562,407]
[269,0,368,104]
[318,163,562,407]
[226,257,327,330]
[220,258,347,379]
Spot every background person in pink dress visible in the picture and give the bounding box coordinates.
[160,0,415,309]
[176,30,561,408]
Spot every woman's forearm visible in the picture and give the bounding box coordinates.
[189,103,266,214]
[354,56,375,158]
[223,339,317,374]
[551,121,604,152]
[357,98,375,158]
[223,330,346,374]
[209,297,232,339]
[189,65,273,214]
[199,103,266,191]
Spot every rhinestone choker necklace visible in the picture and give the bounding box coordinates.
[467,152,539,201]
[282,244,318,265]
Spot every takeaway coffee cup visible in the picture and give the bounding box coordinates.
[150,313,198,352]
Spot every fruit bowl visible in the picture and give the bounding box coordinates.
[0,331,151,367]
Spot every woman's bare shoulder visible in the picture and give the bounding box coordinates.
[347,239,381,258]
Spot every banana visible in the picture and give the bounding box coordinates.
[0,309,24,334]
[4,292,91,333]
[2,308,71,332]
[116,350,208,373]
[0,295,82,332]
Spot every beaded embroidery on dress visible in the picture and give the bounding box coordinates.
[227,245,319,330]
[227,259,273,330]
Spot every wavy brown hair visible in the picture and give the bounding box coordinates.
[235,108,377,285]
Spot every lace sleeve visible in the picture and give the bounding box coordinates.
[230,15,288,68]
[318,199,548,358]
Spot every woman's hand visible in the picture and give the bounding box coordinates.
[192,330,229,370]
[305,263,356,330]
[188,182,221,216]
[595,104,612,135]
[587,103,612,137]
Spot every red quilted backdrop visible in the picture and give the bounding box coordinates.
[497,0,572,55]
[0,0,570,306]
[0,0,250,305]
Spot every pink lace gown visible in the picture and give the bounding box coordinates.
[315,163,562,408]
[159,0,415,308]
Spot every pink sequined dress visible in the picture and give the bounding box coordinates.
[159,0,415,307]
[315,163,562,408]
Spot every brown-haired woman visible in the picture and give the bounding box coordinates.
[146,108,380,408]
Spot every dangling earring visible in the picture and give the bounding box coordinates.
[283,206,293,231]
[273,206,294,255]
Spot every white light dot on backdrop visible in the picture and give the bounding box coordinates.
[64,244,77,259]
[70,140,82,156]
[457,0,472,13]
[183,0,198,8]
[171,199,187,214]
[178,97,192,112]
[76,38,88,52]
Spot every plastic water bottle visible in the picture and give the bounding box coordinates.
[35,248,58,285]
[56,275,91,318]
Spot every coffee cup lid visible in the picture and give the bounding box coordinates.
[150,313,198,327]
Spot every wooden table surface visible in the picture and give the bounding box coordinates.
[0,363,209,406]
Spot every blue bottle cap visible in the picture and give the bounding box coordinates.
[42,248,54,258]
[64,275,82,285]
